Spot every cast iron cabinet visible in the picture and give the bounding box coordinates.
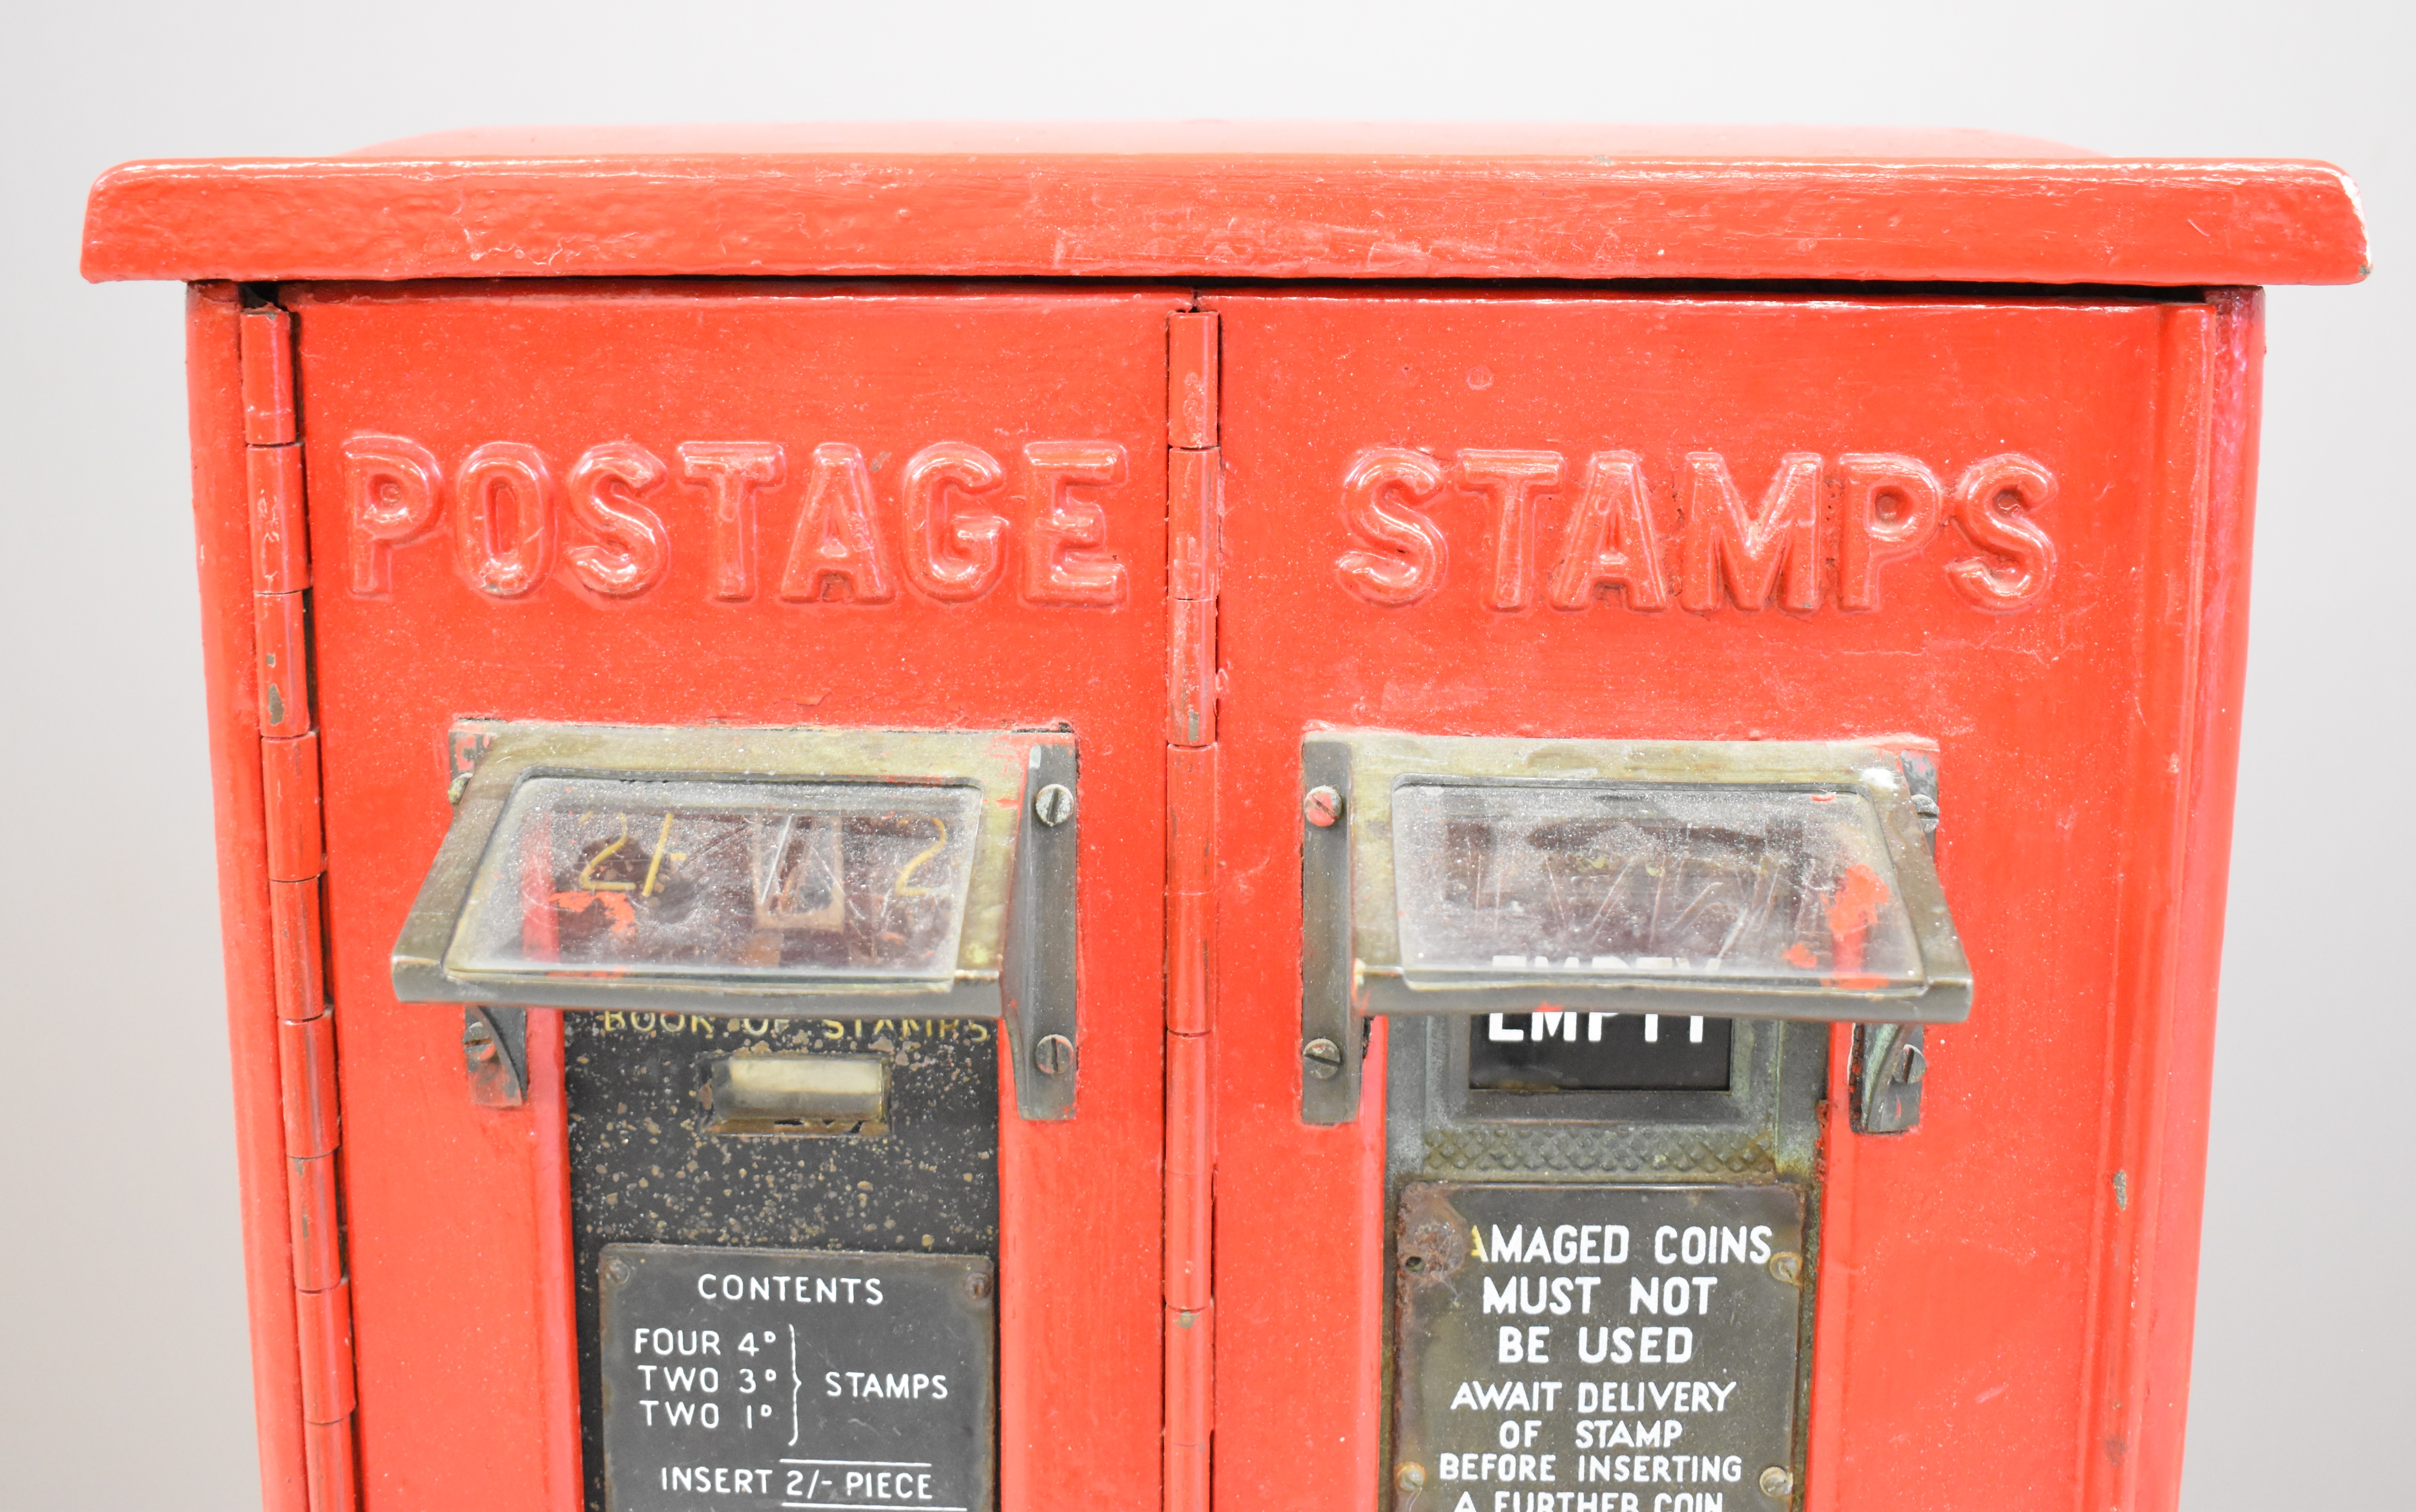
[81,124,2366,1512]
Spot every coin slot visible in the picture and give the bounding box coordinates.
[703,1053,888,1136]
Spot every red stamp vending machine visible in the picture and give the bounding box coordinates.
[82,124,2364,1512]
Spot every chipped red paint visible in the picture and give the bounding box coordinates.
[84,124,2365,288]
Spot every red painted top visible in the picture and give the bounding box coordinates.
[82,122,2367,286]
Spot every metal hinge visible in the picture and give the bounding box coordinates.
[240,301,361,1512]
[1163,307,1219,1512]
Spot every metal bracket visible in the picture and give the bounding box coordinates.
[1301,739,1363,1125]
[462,1005,528,1107]
[1852,1021,1926,1134]
[1004,744,1079,1121]
[1855,746,1940,1133]
[444,718,504,804]
[1896,747,1942,839]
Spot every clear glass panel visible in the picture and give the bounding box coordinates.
[1390,782,1921,988]
[448,776,983,983]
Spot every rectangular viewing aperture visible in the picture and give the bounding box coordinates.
[1468,1012,1732,1091]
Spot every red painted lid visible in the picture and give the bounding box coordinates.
[81,122,2367,286]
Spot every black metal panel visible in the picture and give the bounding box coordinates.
[1381,1016,1828,1503]
[598,1243,994,1512]
[1391,1182,1805,1512]
[569,1012,999,1512]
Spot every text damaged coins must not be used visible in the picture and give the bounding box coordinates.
[1393,1184,1805,1512]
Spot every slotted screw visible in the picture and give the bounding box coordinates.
[1896,1043,1927,1084]
[463,1017,498,1063]
[1032,783,1074,827]
[1768,1251,1803,1285]
[1303,785,1343,828]
[1759,1465,1795,1498]
[1394,1462,1427,1493]
[1303,1037,1344,1080]
[1033,1034,1075,1076]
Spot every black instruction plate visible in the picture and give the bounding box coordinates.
[600,1243,994,1512]
[1394,1183,1804,1512]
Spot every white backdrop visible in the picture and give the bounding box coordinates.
[3,3,2403,1506]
